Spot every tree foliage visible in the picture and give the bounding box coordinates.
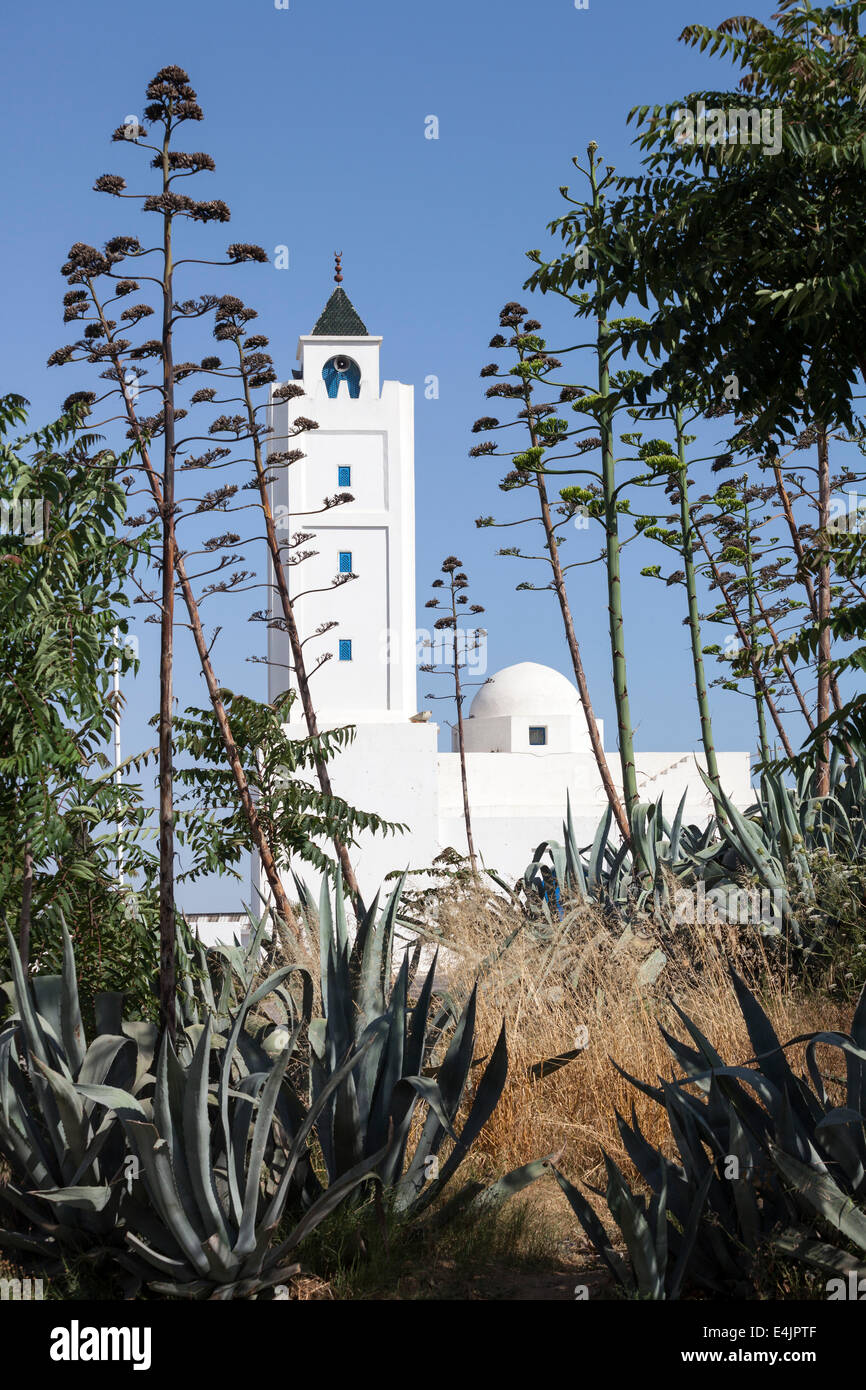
[0,394,158,1007]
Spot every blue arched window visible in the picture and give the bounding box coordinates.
[323,355,361,399]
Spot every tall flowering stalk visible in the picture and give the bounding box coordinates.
[471,301,631,844]
[421,557,486,874]
[524,145,644,821]
[50,67,303,1032]
[635,410,722,799]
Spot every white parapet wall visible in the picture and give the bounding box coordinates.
[436,746,754,882]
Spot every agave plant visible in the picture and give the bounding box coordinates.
[174,907,297,1046]
[815,743,866,859]
[554,1155,712,1300]
[701,756,864,954]
[555,967,866,1298]
[77,958,392,1298]
[518,749,866,957]
[0,919,155,1267]
[515,790,716,925]
[294,871,566,1221]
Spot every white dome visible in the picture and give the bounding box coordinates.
[468,662,581,720]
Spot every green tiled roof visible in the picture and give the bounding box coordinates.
[312,288,368,336]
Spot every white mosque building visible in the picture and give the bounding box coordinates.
[240,274,753,915]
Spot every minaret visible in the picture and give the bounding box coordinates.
[266,257,417,724]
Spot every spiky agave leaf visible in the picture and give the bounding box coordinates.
[297,874,574,1223]
[0,920,137,1264]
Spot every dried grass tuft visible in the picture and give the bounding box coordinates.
[425,881,850,1190]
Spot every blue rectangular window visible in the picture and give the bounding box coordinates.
[339,639,352,662]
[339,550,352,574]
[338,466,351,487]
[529,726,547,746]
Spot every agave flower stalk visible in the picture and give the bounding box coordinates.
[65,271,390,943]
[636,418,725,814]
[154,83,179,1038]
[74,284,304,958]
[588,144,639,817]
[815,428,832,794]
[516,329,631,844]
[675,406,721,794]
[421,556,486,874]
[470,303,631,845]
[768,452,849,734]
[49,68,307,968]
[691,510,795,761]
[751,583,815,733]
[742,492,772,766]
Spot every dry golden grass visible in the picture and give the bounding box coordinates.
[426,883,852,1193]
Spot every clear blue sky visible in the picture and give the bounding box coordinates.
[2,0,815,910]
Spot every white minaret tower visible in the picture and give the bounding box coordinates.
[260,259,440,904]
[266,257,417,723]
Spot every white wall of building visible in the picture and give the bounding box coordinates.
[278,717,441,907]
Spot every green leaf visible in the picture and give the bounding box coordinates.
[552,1165,633,1291]
[771,1146,866,1253]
